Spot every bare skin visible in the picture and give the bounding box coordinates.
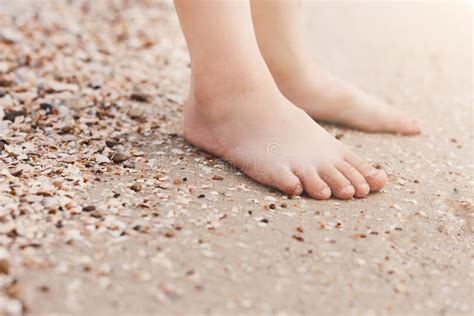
[251,0,421,135]
[174,0,387,199]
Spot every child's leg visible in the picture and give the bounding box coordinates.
[251,0,420,135]
[174,0,387,199]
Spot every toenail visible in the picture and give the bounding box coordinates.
[293,183,303,195]
[341,185,354,194]
[360,183,370,193]
[319,187,331,197]
[367,169,379,177]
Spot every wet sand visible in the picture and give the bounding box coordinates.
[0,1,472,315]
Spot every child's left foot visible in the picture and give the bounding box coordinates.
[272,64,421,135]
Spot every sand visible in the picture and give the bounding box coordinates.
[0,1,472,315]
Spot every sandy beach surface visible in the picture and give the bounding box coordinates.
[0,1,472,315]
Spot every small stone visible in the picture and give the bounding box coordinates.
[0,258,10,274]
[212,175,223,181]
[110,151,130,163]
[105,140,121,148]
[40,102,53,113]
[59,125,74,134]
[3,110,26,122]
[352,233,367,239]
[128,106,145,119]
[82,205,96,212]
[292,234,304,242]
[0,139,7,151]
[164,230,175,238]
[130,92,150,103]
[130,183,142,192]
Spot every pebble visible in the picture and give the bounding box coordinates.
[110,151,130,163]
[130,183,142,192]
[105,140,121,148]
[3,110,26,122]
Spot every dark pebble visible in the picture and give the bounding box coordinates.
[82,205,96,212]
[0,139,7,151]
[110,151,130,163]
[3,110,27,122]
[292,235,304,242]
[105,140,121,148]
[59,125,74,134]
[122,161,135,169]
[130,93,150,103]
[130,183,142,192]
[40,102,53,113]
[88,83,101,90]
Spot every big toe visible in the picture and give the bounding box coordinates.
[248,164,303,196]
[336,161,371,198]
[344,151,388,192]
[402,118,421,135]
[366,168,388,192]
[393,116,421,135]
[386,111,421,135]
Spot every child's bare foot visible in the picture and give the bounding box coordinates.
[272,65,421,135]
[251,0,420,135]
[175,0,387,199]
[184,76,387,199]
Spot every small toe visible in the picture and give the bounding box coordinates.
[319,166,355,200]
[336,161,370,198]
[344,151,387,192]
[252,164,303,196]
[294,168,331,200]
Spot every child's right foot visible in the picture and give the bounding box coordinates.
[184,76,387,199]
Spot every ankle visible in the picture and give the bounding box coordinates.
[189,65,272,108]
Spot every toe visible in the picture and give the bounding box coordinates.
[271,165,304,196]
[388,113,421,135]
[401,118,421,135]
[336,161,370,198]
[319,166,355,200]
[294,168,331,200]
[387,115,420,135]
[249,164,303,196]
[344,151,387,192]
